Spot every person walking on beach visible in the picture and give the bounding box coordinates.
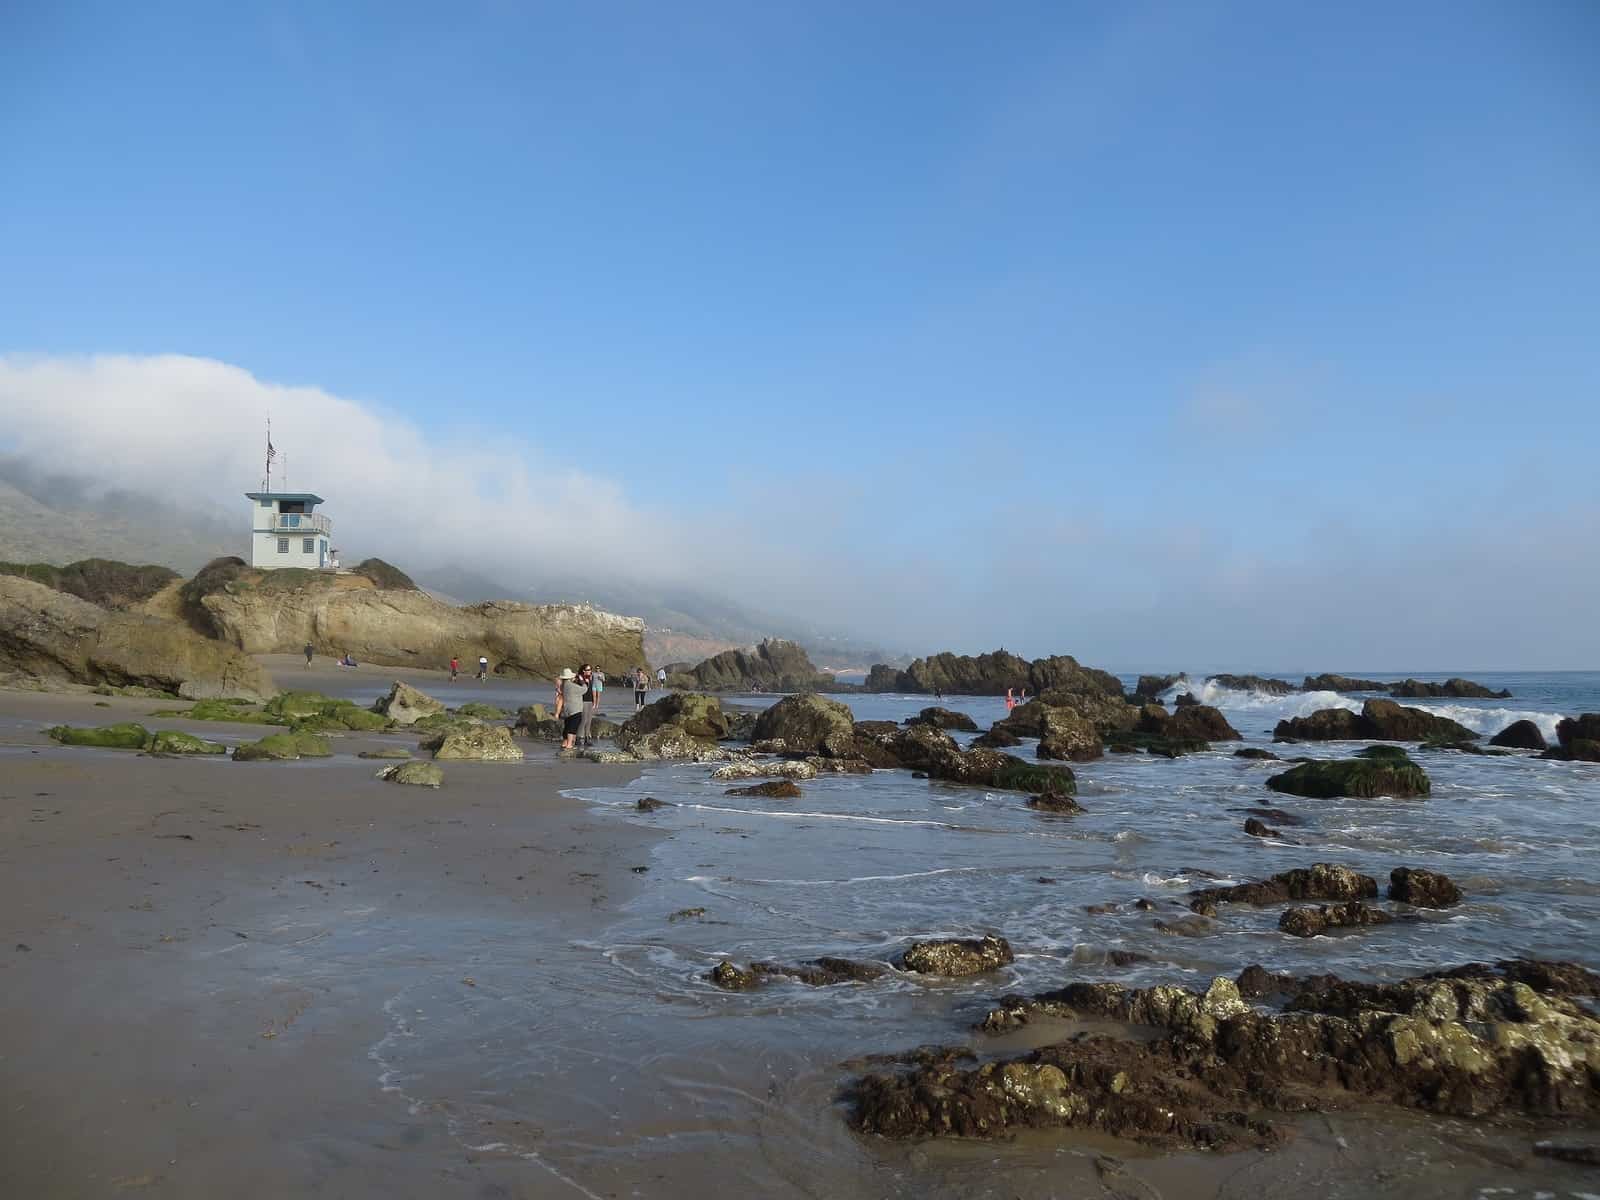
[449,656,459,681]
[634,667,648,712]
[304,641,314,669]
[477,655,489,681]
[657,666,667,689]
[555,668,585,751]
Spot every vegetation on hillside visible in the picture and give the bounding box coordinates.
[0,557,180,609]
[353,558,417,590]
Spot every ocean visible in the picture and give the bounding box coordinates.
[365,670,1600,1196]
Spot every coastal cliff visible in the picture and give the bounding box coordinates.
[0,574,275,700]
[188,561,644,677]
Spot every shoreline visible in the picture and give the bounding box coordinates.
[0,673,656,1198]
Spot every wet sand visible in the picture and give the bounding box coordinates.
[3,675,1596,1198]
[0,680,653,1198]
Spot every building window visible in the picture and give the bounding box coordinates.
[260,499,271,508]
[303,537,315,553]
[277,537,289,553]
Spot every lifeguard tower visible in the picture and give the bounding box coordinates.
[247,491,334,569]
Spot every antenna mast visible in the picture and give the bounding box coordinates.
[263,416,276,492]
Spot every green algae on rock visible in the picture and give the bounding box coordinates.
[47,722,152,749]
[232,730,334,761]
[1267,755,1431,799]
[147,730,228,755]
[376,761,444,788]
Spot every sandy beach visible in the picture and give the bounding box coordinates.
[0,665,653,1198]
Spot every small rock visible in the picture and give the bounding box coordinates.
[1243,818,1280,838]
[1278,901,1392,937]
[1388,866,1463,908]
[707,960,760,991]
[899,935,1014,977]
[1026,791,1084,814]
[725,780,802,798]
[636,796,670,812]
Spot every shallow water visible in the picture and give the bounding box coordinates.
[365,672,1600,1195]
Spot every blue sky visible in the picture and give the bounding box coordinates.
[2,1,1597,668]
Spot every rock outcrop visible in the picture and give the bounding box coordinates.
[1302,674,1389,692]
[186,564,643,678]
[863,650,1122,698]
[1211,674,1296,695]
[374,681,446,726]
[1133,673,1185,700]
[904,706,979,732]
[1189,863,1377,912]
[1390,677,1512,699]
[1274,700,1477,744]
[1389,866,1463,908]
[898,936,1014,977]
[1543,714,1600,763]
[425,726,523,761]
[750,693,857,757]
[1,575,275,700]
[613,693,730,760]
[676,639,833,692]
[846,960,1600,1149]
[1278,901,1393,937]
[377,761,444,787]
[1034,708,1102,762]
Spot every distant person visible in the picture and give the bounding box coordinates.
[304,642,314,669]
[338,652,356,668]
[634,667,648,711]
[593,669,605,715]
[1018,688,1028,705]
[578,665,596,746]
[477,655,489,681]
[555,668,585,751]
[449,656,459,681]
[657,666,667,689]
[934,686,944,701]
[1005,687,1016,712]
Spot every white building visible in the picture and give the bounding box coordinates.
[246,491,334,569]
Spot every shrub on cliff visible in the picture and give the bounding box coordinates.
[0,558,179,610]
[353,558,418,590]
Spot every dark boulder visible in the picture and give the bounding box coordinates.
[1489,720,1547,750]
[1035,707,1102,762]
[1027,791,1084,815]
[1274,700,1476,744]
[707,960,760,990]
[726,780,802,798]
[635,796,671,812]
[1557,713,1600,746]
[1167,704,1240,741]
[1173,692,1199,708]
[1133,673,1184,700]
[898,935,1014,977]
[750,957,885,986]
[1234,747,1279,760]
[1390,677,1511,699]
[1388,866,1462,908]
[1278,901,1393,937]
[1211,674,1297,695]
[1273,707,1362,741]
[1302,673,1389,692]
[682,638,834,692]
[903,706,979,732]
[972,725,1022,748]
[1243,818,1280,838]
[1267,755,1431,799]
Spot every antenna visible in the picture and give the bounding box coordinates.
[263,416,276,493]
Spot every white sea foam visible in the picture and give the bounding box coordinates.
[1163,679,1565,740]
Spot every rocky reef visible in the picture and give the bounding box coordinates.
[1391,677,1513,699]
[1274,699,1478,743]
[667,639,834,693]
[1544,714,1600,763]
[863,649,1122,698]
[848,958,1600,1149]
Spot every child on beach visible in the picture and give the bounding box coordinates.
[449,656,459,681]
[477,655,489,681]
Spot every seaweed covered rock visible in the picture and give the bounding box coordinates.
[1031,690,1140,735]
[377,761,444,787]
[1189,862,1377,912]
[232,730,332,761]
[1543,715,1600,762]
[1273,707,1362,741]
[47,722,152,749]
[426,725,523,761]
[1243,818,1279,838]
[852,961,1600,1149]
[147,730,227,755]
[710,759,817,782]
[1275,700,1477,744]
[1026,791,1084,815]
[1490,719,1547,750]
[1266,754,1431,799]
[1389,866,1463,908]
[899,935,1014,977]
[1278,901,1393,937]
[707,961,760,991]
[726,780,802,798]
[904,706,979,732]
[750,957,885,986]
[1104,730,1210,757]
[750,692,856,757]
[1234,747,1279,760]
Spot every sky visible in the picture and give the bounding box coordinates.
[1,1,1597,670]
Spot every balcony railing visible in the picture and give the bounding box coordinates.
[270,513,332,535]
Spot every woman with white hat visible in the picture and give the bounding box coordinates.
[554,668,586,751]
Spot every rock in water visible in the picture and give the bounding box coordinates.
[1278,901,1393,937]
[1027,791,1085,814]
[1167,704,1241,741]
[899,936,1014,976]
[725,780,802,798]
[1,575,274,700]
[1189,862,1377,911]
[972,725,1022,748]
[619,693,730,743]
[710,759,817,781]
[1273,700,1477,744]
[1035,707,1102,761]
[1302,673,1389,692]
[1243,818,1279,838]
[1543,714,1600,762]
[1266,755,1431,799]
[374,681,445,726]
[426,726,523,761]
[1388,866,1463,908]
[1133,673,1185,699]
[1234,747,1279,760]
[1489,719,1547,750]
[750,693,857,757]
[904,706,980,732]
[678,639,835,692]
[1390,677,1511,699]
[707,960,761,991]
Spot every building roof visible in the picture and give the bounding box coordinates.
[245,492,325,504]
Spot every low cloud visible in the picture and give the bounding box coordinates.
[1,352,1595,671]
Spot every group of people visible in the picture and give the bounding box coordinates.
[551,666,664,750]
[303,643,358,669]
[1004,686,1029,711]
[447,655,491,681]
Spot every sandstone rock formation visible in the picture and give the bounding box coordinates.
[187,563,643,678]
[375,681,446,726]
[675,639,834,692]
[1,575,274,700]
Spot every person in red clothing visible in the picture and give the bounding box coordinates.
[1005,687,1016,712]
[449,656,460,681]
